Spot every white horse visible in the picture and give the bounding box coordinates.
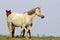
[6,7,45,38]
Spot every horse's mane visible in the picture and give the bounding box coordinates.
[27,7,40,15]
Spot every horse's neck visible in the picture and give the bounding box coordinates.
[30,14,36,19]
[26,13,36,20]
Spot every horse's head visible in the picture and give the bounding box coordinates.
[35,7,45,19]
[6,10,11,17]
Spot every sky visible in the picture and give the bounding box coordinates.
[0,0,60,36]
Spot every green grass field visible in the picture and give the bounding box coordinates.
[0,35,60,40]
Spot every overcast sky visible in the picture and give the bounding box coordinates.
[0,0,60,36]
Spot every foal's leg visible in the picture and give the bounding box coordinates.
[28,29,31,38]
[7,23,13,38]
[12,27,15,38]
[21,28,25,37]
[26,26,31,38]
[9,23,15,38]
[22,29,25,37]
[20,26,25,37]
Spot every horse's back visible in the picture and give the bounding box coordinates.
[7,13,25,26]
[8,13,23,19]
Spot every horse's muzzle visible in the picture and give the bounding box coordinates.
[41,16,45,19]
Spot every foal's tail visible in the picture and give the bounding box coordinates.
[7,26,10,32]
[7,23,11,32]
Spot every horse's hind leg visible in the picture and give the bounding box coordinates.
[8,23,15,38]
[7,22,13,38]
[12,27,15,38]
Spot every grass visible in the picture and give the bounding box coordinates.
[0,35,60,40]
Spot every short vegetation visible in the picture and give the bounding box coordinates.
[0,35,60,40]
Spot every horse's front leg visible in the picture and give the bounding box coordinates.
[20,26,25,37]
[28,29,31,38]
[21,28,25,37]
[26,26,31,38]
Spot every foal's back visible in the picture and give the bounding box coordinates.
[7,12,26,27]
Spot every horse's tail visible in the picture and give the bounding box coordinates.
[7,24,10,32]
[7,23,12,32]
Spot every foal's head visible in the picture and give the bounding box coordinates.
[27,7,45,19]
[6,10,11,17]
[35,7,45,19]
